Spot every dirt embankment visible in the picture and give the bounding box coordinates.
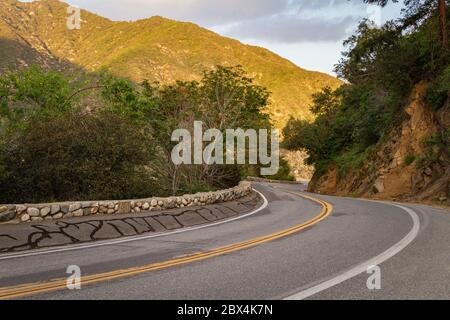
[309,81,449,205]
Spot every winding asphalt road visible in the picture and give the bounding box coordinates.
[0,182,449,300]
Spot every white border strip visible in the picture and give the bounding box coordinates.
[0,189,268,261]
[284,203,420,300]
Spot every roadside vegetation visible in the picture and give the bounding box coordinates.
[283,0,450,179]
[0,65,292,203]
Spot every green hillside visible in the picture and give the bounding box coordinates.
[0,0,341,127]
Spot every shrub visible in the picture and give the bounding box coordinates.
[265,158,295,181]
[0,66,74,124]
[426,66,450,111]
[404,154,417,166]
[0,111,158,203]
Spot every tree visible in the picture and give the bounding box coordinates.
[363,0,448,50]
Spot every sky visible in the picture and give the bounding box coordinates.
[25,0,404,75]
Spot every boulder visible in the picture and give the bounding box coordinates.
[40,207,51,217]
[16,205,27,214]
[69,203,81,212]
[53,213,63,219]
[0,209,15,222]
[73,209,84,217]
[27,207,40,217]
[50,205,60,215]
[373,178,385,194]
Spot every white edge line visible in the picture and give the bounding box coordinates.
[0,189,269,261]
[284,203,420,300]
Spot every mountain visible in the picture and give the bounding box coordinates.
[0,0,341,128]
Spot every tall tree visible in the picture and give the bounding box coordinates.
[439,0,449,48]
[363,0,448,50]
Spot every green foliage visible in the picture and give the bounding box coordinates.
[0,111,158,203]
[426,65,450,110]
[334,147,366,178]
[99,72,159,123]
[417,132,450,168]
[0,66,73,125]
[265,158,295,181]
[182,181,218,194]
[0,0,342,129]
[404,154,417,165]
[98,65,272,194]
[283,5,450,179]
[0,65,274,203]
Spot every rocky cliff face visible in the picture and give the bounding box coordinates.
[309,81,449,205]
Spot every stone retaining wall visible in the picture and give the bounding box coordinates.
[0,182,252,224]
[245,177,307,184]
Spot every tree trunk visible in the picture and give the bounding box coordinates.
[439,0,449,50]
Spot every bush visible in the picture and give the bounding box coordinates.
[426,66,450,111]
[0,65,274,203]
[0,111,158,203]
[404,154,417,166]
[334,147,365,178]
[265,158,295,181]
[0,66,74,124]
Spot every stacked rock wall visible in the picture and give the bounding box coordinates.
[0,182,252,223]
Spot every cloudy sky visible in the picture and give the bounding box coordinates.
[33,0,403,75]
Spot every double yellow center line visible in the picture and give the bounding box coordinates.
[0,192,332,300]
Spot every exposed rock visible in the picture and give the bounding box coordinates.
[73,209,84,217]
[64,212,74,218]
[16,205,27,214]
[90,207,99,214]
[69,203,81,212]
[373,179,385,194]
[309,82,449,203]
[40,207,51,217]
[27,207,40,217]
[50,205,60,215]
[2,182,252,224]
[81,202,91,208]
[53,213,63,219]
[0,210,15,222]
[61,205,70,214]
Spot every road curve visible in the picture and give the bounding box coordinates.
[0,182,448,300]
